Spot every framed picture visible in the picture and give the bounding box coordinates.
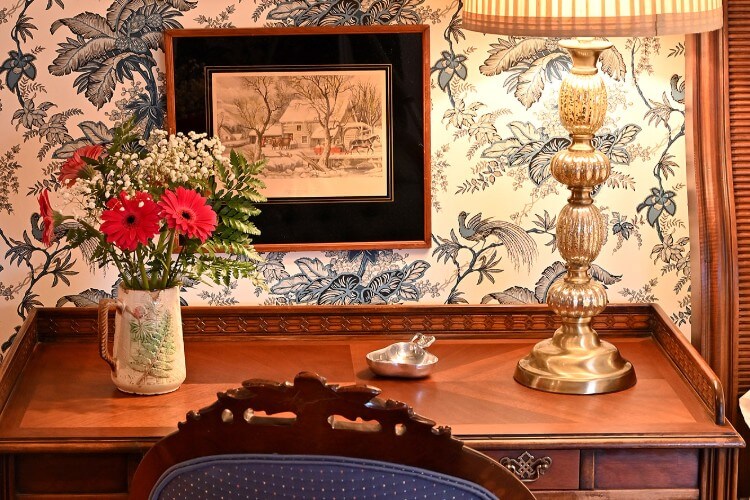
[164,26,430,252]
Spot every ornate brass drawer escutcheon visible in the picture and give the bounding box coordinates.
[499,451,552,482]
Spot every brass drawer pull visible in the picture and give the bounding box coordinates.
[500,451,552,482]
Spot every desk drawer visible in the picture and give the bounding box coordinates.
[13,453,131,495]
[593,449,699,489]
[484,449,579,490]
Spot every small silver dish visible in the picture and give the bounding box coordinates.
[366,333,438,378]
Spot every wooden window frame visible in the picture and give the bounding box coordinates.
[685,19,742,495]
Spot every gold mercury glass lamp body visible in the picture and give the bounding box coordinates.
[461,0,723,394]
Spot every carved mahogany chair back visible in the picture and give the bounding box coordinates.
[129,372,534,499]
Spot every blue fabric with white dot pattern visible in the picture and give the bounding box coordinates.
[149,454,499,499]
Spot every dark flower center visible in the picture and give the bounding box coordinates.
[126,214,136,225]
[181,210,193,221]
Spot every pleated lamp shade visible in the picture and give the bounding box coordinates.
[461,0,723,37]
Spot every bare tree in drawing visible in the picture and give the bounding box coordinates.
[216,111,228,139]
[230,76,291,161]
[288,74,352,170]
[350,81,382,130]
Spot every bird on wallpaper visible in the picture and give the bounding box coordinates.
[30,213,99,264]
[31,212,67,245]
[457,211,537,272]
[670,74,686,104]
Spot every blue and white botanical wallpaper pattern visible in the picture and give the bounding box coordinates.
[0,0,690,355]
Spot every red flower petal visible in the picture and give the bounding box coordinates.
[158,187,217,243]
[38,189,54,247]
[58,144,105,187]
[100,191,162,251]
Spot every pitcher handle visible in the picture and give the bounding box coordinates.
[98,298,119,372]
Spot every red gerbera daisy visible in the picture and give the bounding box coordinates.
[58,144,105,186]
[38,189,55,247]
[100,191,162,251]
[158,187,217,243]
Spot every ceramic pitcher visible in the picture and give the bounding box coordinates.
[98,285,186,395]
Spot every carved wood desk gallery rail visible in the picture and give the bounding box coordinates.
[0,304,742,499]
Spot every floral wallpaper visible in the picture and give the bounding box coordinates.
[0,0,690,357]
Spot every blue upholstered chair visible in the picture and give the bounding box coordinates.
[129,372,534,500]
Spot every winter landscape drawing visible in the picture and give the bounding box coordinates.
[210,68,390,201]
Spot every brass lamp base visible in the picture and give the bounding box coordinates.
[514,38,637,395]
[514,328,636,395]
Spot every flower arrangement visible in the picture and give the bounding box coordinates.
[38,121,266,291]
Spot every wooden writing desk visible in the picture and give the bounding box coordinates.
[0,304,742,499]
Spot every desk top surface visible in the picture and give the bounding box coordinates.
[0,325,742,450]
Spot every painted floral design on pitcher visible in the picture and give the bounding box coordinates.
[128,296,178,383]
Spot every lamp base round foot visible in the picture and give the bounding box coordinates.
[514,338,636,395]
